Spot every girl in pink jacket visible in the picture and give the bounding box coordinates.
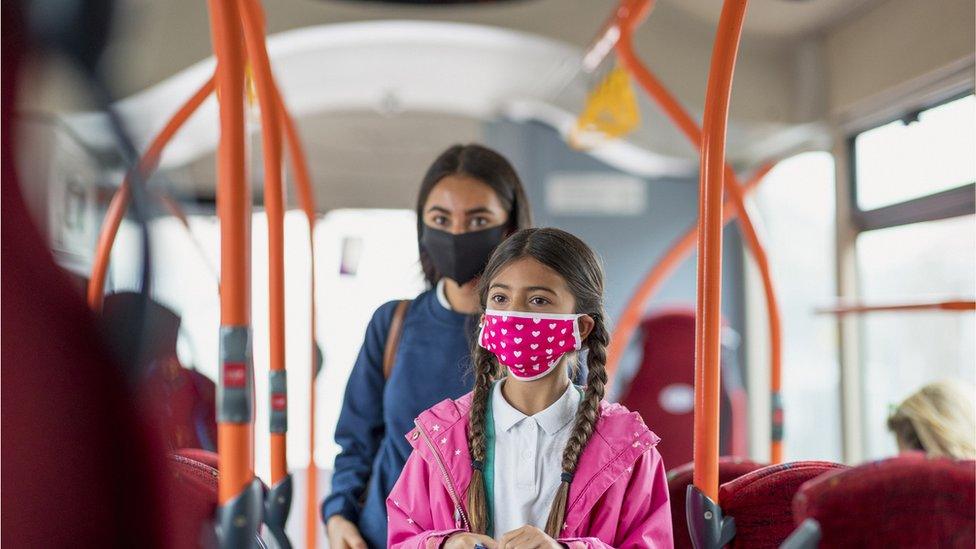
[387,228,673,549]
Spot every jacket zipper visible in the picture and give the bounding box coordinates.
[414,419,470,531]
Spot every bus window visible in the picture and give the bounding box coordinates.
[750,151,841,462]
[857,215,976,460]
[312,209,424,467]
[853,94,975,210]
[848,92,976,461]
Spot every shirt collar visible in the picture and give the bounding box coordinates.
[492,380,581,436]
[435,279,453,311]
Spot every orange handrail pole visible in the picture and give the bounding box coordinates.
[87,75,216,310]
[582,0,654,72]
[693,0,748,503]
[207,0,253,515]
[614,5,784,463]
[605,163,772,381]
[816,299,976,315]
[238,0,288,488]
[276,90,321,549]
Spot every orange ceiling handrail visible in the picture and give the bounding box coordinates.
[816,299,976,315]
[612,2,784,463]
[238,0,288,490]
[87,76,216,310]
[694,0,748,506]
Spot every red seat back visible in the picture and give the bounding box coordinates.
[167,450,220,548]
[620,309,744,468]
[142,358,217,452]
[668,457,765,549]
[793,454,976,548]
[719,461,847,548]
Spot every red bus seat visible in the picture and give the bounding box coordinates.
[620,309,746,468]
[718,461,847,548]
[667,457,765,549]
[142,357,218,452]
[168,451,220,548]
[788,454,976,548]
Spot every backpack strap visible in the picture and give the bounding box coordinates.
[383,300,412,380]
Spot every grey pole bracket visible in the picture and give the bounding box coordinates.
[218,326,253,423]
[780,518,822,549]
[686,484,736,549]
[264,474,293,549]
[269,370,287,434]
[216,478,264,549]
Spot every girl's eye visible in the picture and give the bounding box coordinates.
[529,296,551,306]
[431,215,449,226]
[469,217,489,229]
[490,294,508,303]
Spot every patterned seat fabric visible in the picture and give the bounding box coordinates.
[792,454,976,549]
[667,457,766,549]
[719,461,848,548]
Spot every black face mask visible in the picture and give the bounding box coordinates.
[421,225,507,285]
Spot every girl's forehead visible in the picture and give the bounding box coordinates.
[491,257,569,293]
[425,175,504,211]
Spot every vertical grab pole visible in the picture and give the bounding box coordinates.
[238,0,291,546]
[687,1,748,548]
[277,93,321,549]
[208,0,263,545]
[614,4,783,464]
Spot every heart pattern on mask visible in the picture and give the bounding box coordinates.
[479,310,583,380]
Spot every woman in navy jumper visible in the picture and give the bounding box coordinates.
[323,144,534,549]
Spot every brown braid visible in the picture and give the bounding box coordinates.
[544,314,609,538]
[465,344,497,534]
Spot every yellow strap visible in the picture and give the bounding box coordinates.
[570,66,641,149]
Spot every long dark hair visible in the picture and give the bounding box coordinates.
[415,144,532,286]
[465,228,609,538]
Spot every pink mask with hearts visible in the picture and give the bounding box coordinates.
[478,309,584,381]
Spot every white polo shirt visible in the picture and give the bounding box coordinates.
[490,379,581,537]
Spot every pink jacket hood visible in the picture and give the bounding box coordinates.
[387,392,674,548]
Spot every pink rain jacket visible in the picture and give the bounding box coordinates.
[387,392,673,548]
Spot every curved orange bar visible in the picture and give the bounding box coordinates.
[207,0,252,504]
[615,10,783,463]
[693,0,748,502]
[604,164,772,380]
[276,93,321,549]
[239,0,288,486]
[87,76,216,310]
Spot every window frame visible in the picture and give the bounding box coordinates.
[845,92,976,232]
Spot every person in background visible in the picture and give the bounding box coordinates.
[323,144,533,549]
[887,380,976,460]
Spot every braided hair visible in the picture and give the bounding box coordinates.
[465,228,608,538]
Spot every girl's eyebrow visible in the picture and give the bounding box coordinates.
[426,205,451,215]
[488,283,557,295]
[527,286,557,295]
